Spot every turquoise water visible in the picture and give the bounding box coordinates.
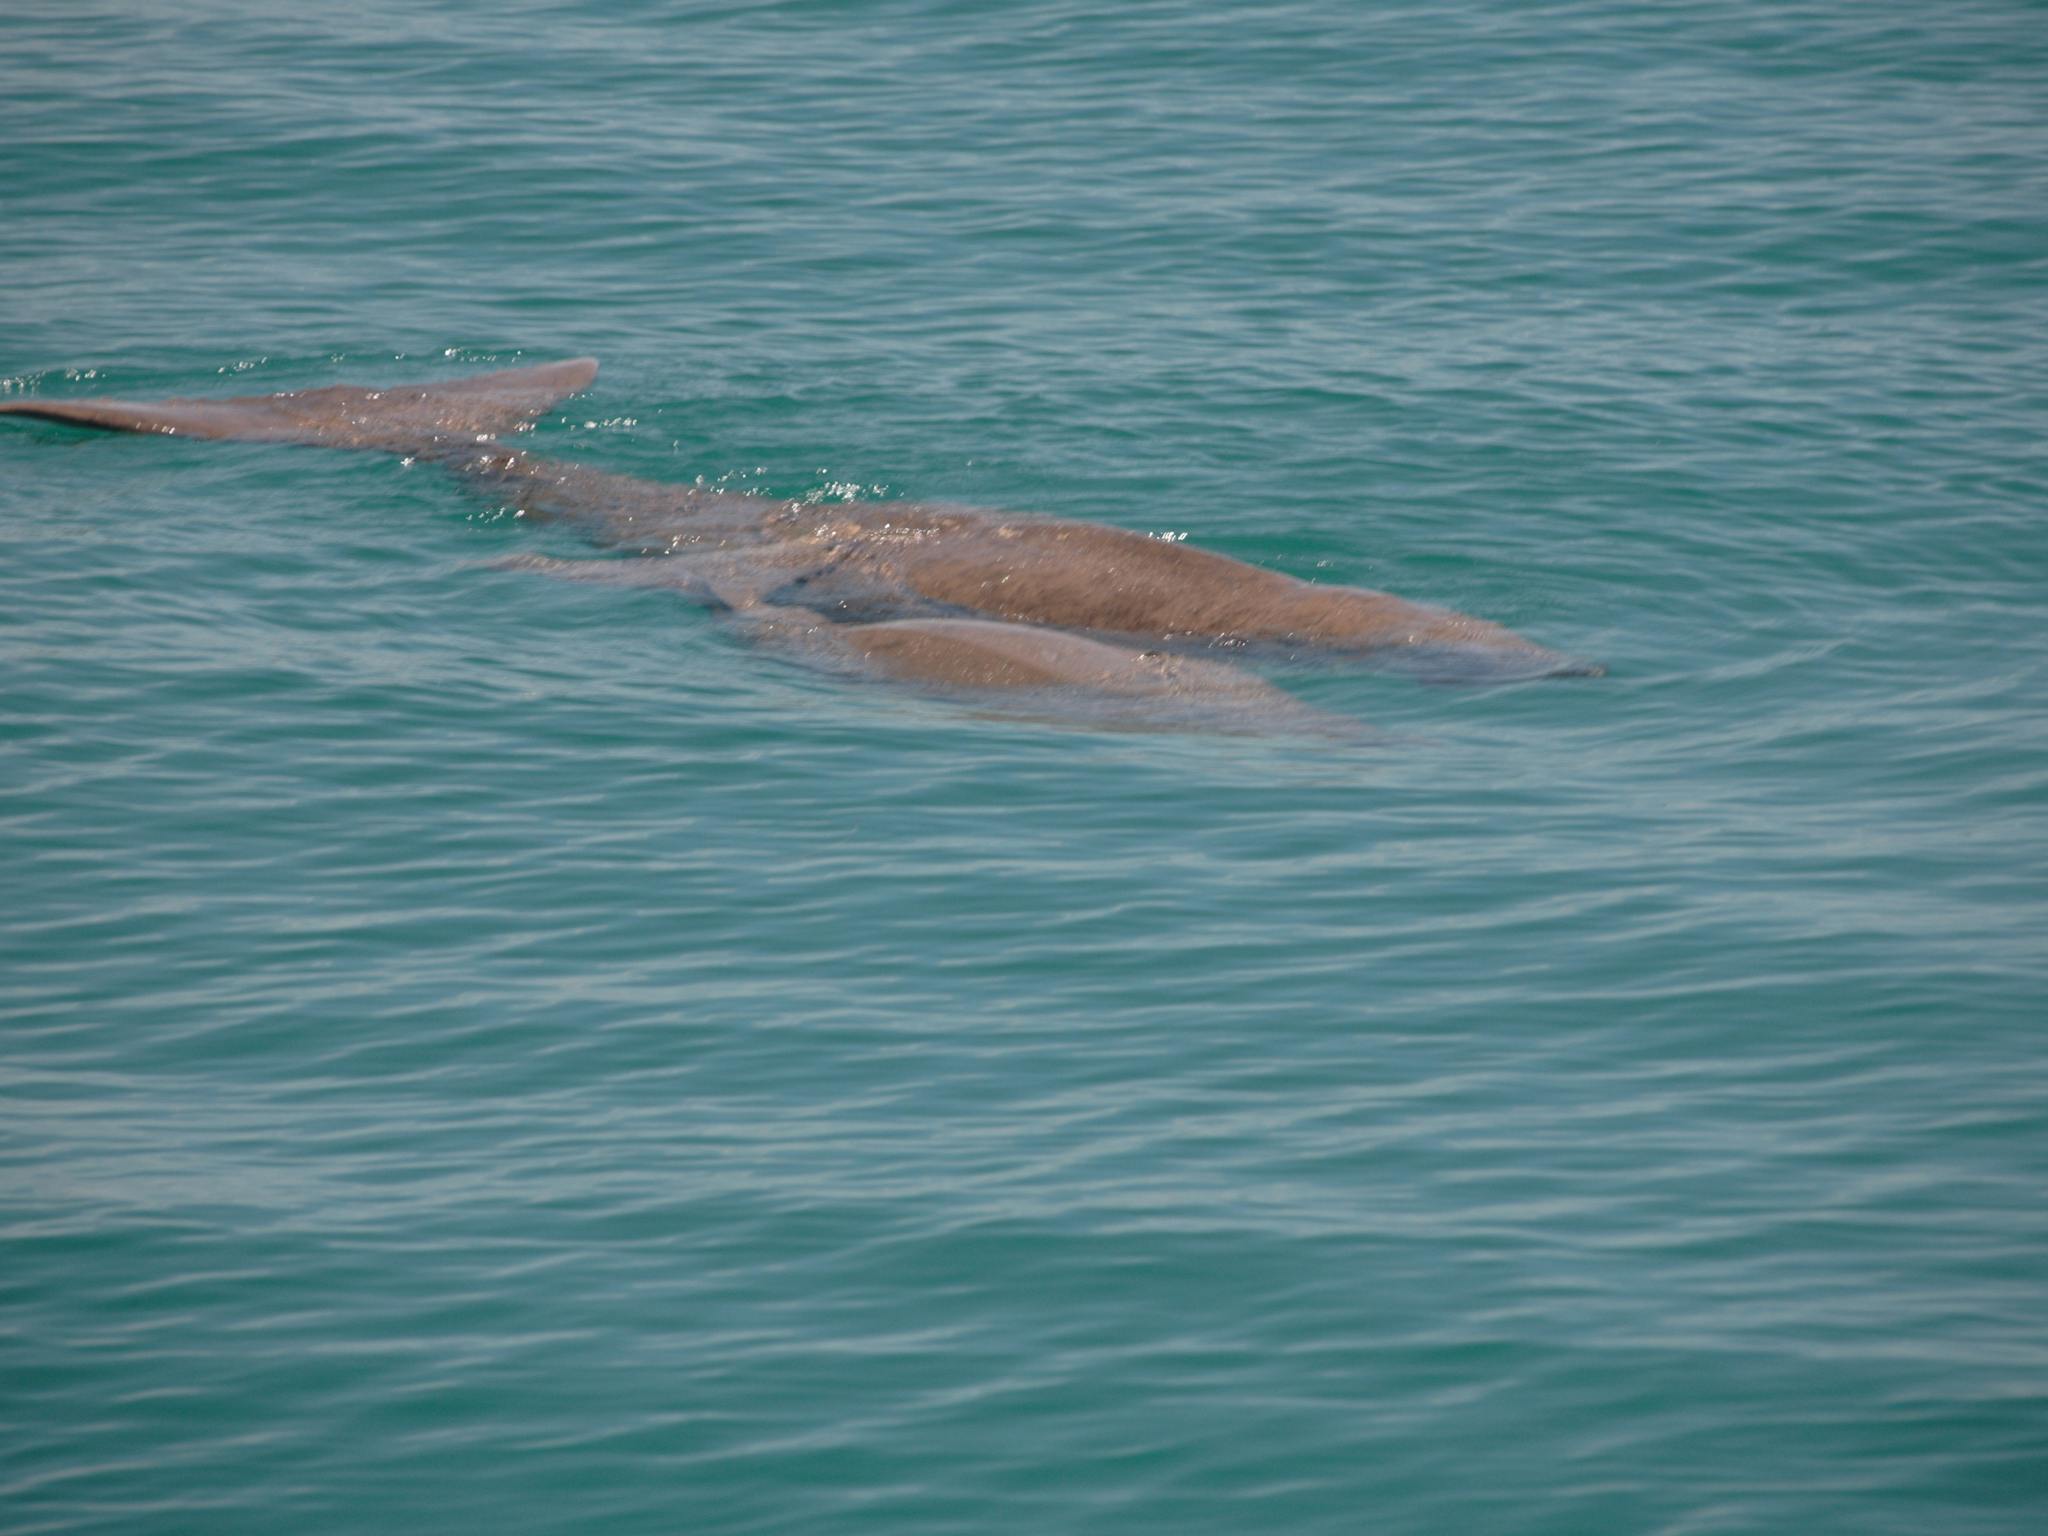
[4,1,2046,1530]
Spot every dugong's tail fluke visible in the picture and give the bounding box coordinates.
[0,357,599,453]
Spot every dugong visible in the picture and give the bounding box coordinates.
[1,358,1599,723]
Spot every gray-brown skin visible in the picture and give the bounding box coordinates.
[1,358,1599,725]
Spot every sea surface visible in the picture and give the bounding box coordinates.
[3,2,2046,1531]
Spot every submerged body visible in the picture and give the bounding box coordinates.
[1,358,1598,722]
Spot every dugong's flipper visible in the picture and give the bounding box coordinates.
[0,358,598,453]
